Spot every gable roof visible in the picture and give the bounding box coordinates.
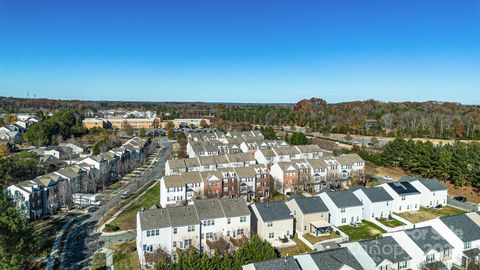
[321,189,362,208]
[358,187,393,203]
[334,153,364,165]
[194,199,225,220]
[386,181,420,196]
[359,236,411,265]
[401,176,447,191]
[309,247,363,270]
[254,201,292,222]
[292,196,328,214]
[252,257,301,270]
[440,214,480,242]
[167,159,186,169]
[219,197,250,218]
[404,226,453,253]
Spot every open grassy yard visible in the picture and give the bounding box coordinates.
[302,231,341,245]
[377,217,405,228]
[277,234,312,256]
[30,215,69,269]
[339,221,386,242]
[112,240,141,270]
[110,183,160,231]
[397,206,467,224]
[91,252,106,270]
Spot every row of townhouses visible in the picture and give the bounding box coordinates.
[136,197,251,267]
[187,130,264,144]
[245,210,480,270]
[160,164,271,207]
[186,138,290,158]
[8,137,151,220]
[250,177,448,247]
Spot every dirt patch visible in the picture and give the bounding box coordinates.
[445,182,480,204]
[373,166,407,181]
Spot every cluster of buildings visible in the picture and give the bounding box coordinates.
[8,137,151,220]
[82,116,211,130]
[137,175,458,269]
[0,114,42,144]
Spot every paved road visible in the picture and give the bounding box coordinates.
[60,139,172,270]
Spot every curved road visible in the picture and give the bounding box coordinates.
[60,139,172,270]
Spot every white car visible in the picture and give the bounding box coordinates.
[383,176,393,181]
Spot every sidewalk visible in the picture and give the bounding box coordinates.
[46,216,76,270]
[99,247,114,270]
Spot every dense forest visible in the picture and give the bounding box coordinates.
[359,138,480,187]
[3,96,480,139]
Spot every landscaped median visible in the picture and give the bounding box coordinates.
[338,220,386,242]
[397,206,467,223]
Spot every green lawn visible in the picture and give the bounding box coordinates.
[112,241,141,270]
[277,234,312,256]
[110,183,160,231]
[91,252,106,270]
[377,217,405,228]
[339,220,386,242]
[302,231,341,245]
[397,206,467,224]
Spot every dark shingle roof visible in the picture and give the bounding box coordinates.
[219,197,250,218]
[194,199,225,220]
[360,187,394,203]
[252,257,301,270]
[401,176,447,191]
[404,226,453,253]
[322,190,362,208]
[254,201,292,221]
[440,214,480,242]
[292,196,328,214]
[359,236,411,265]
[387,181,420,195]
[139,208,171,230]
[309,247,363,270]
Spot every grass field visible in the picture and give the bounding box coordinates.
[277,234,312,257]
[397,206,466,223]
[112,240,141,270]
[377,218,405,228]
[91,252,106,270]
[302,232,341,245]
[110,183,160,231]
[339,221,386,242]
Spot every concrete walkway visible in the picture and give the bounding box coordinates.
[46,216,76,270]
[99,247,115,270]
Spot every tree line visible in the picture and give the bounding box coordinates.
[359,138,480,187]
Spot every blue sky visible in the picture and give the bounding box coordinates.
[0,0,479,103]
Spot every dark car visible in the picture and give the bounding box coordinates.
[88,206,99,213]
[453,196,467,202]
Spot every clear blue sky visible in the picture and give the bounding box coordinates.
[1,0,479,103]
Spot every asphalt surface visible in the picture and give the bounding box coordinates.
[60,139,172,270]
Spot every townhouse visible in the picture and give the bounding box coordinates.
[286,195,330,236]
[378,181,422,213]
[159,172,203,207]
[165,153,257,175]
[250,201,294,246]
[352,186,394,220]
[403,177,448,208]
[333,153,365,179]
[7,180,46,220]
[270,161,300,194]
[343,236,412,270]
[317,189,362,226]
[137,197,250,267]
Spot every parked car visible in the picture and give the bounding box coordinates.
[88,206,99,213]
[120,191,131,199]
[453,196,467,202]
[383,176,393,181]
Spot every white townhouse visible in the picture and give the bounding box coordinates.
[333,153,365,179]
[295,144,324,159]
[165,159,187,176]
[137,198,250,267]
[286,195,330,236]
[352,186,394,220]
[269,161,299,194]
[226,153,257,167]
[197,156,217,172]
[254,148,277,164]
[272,146,303,162]
[389,226,454,270]
[402,177,448,208]
[8,180,46,220]
[316,189,362,226]
[343,236,413,270]
[250,201,294,246]
[378,181,422,213]
[159,172,203,207]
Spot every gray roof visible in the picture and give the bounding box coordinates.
[184,158,201,167]
[359,236,411,265]
[441,214,480,242]
[167,159,186,169]
[234,167,256,178]
[334,153,364,165]
[252,257,301,270]
[359,187,393,203]
[309,247,364,270]
[167,205,199,227]
[254,201,292,222]
[401,176,447,191]
[295,144,322,153]
[404,226,453,253]
[292,196,328,214]
[219,197,250,218]
[162,172,202,188]
[197,156,216,166]
[322,189,362,208]
[306,158,328,169]
[273,146,301,156]
[194,199,225,220]
[139,208,171,230]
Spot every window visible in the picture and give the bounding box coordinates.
[240,216,247,223]
[155,229,159,236]
[426,253,435,263]
[237,229,244,236]
[341,218,346,224]
[173,241,177,248]
[465,242,472,250]
[401,196,406,201]
[268,232,274,239]
[340,208,346,213]
[184,239,192,248]
[146,231,150,237]
[267,221,273,227]
[227,218,231,224]
[173,228,177,234]
[188,225,195,232]
[398,261,407,269]
[206,232,213,239]
[226,231,230,237]
[444,249,450,257]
